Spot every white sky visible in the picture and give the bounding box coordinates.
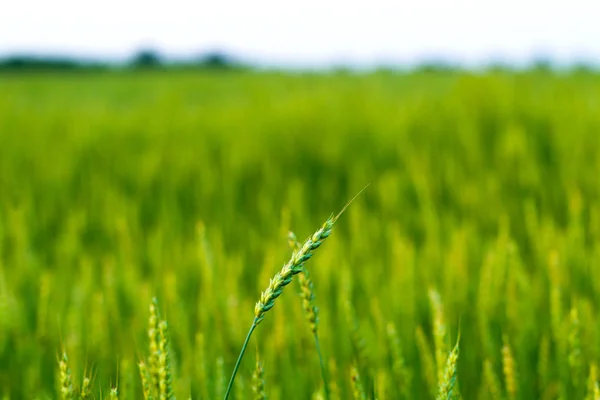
[1,0,599,67]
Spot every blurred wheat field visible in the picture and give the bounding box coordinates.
[1,69,600,399]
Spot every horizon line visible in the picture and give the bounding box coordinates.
[1,48,599,72]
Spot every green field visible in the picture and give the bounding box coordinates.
[1,69,600,399]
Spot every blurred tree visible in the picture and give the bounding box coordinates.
[0,56,82,71]
[195,51,238,70]
[131,49,162,68]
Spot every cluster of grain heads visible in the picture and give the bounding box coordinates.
[58,352,75,400]
[436,335,460,400]
[350,365,366,400]
[57,352,109,400]
[224,185,368,400]
[139,298,175,400]
[252,353,267,400]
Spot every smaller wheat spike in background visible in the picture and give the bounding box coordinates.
[289,230,329,400]
[252,348,267,400]
[58,351,75,400]
[139,297,175,400]
[436,333,460,400]
[224,184,369,400]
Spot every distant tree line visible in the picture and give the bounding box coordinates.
[0,50,597,73]
[0,49,244,72]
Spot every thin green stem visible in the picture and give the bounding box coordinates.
[314,332,330,400]
[224,318,258,400]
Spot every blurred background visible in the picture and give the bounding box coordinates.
[2,1,600,399]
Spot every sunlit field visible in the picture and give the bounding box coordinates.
[1,68,599,399]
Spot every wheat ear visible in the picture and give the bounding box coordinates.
[158,320,174,400]
[139,361,154,400]
[252,351,267,400]
[80,374,92,400]
[224,185,368,400]
[141,298,175,400]
[436,333,460,400]
[58,351,75,400]
[223,215,334,400]
[148,298,161,393]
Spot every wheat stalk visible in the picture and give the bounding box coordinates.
[223,185,368,400]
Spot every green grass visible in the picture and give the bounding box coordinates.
[1,68,600,398]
